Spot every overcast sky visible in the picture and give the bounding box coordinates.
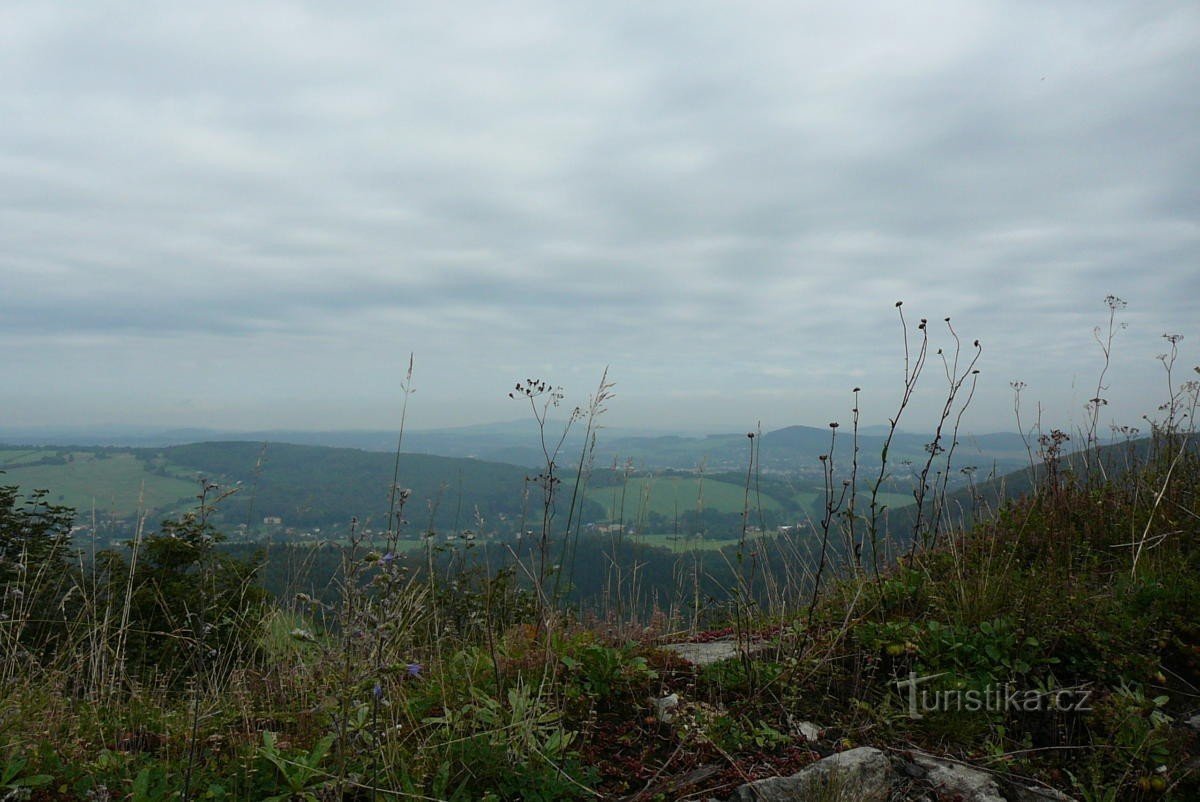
[2,2,1196,435]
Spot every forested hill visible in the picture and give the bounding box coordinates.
[161,441,589,534]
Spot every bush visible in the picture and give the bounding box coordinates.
[98,510,268,682]
[0,480,75,662]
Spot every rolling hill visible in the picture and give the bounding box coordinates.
[0,442,598,540]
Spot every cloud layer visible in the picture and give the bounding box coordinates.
[2,2,1197,433]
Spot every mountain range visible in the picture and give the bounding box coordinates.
[0,420,1036,476]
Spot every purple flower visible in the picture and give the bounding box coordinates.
[406,663,422,679]
[373,681,383,700]
[381,552,396,565]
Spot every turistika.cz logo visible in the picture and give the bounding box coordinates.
[894,672,1093,719]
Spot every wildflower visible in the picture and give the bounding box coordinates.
[405,663,422,679]
[373,681,384,700]
[381,551,396,565]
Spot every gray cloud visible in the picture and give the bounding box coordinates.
[1,1,1197,433]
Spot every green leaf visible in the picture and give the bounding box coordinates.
[16,774,52,789]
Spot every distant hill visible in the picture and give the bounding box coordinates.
[0,421,1039,477]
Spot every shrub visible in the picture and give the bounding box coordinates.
[98,510,268,682]
[0,481,76,663]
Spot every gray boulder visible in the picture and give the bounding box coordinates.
[723,746,891,801]
[661,640,747,666]
[910,753,1006,802]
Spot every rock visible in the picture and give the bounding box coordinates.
[661,640,747,666]
[652,692,680,723]
[789,717,822,742]
[723,746,891,801]
[1005,783,1077,802]
[910,753,1006,802]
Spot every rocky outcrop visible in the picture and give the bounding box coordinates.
[720,747,892,801]
[908,753,1006,802]
[661,640,750,666]
[712,746,1078,802]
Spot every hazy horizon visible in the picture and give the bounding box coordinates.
[0,412,1154,446]
[3,3,1197,435]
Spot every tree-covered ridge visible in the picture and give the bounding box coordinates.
[0,442,608,538]
[159,441,579,533]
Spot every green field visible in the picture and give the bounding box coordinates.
[625,533,746,552]
[0,449,60,467]
[864,491,914,512]
[587,476,784,520]
[790,490,819,516]
[0,451,198,517]
[281,536,442,553]
[792,489,913,519]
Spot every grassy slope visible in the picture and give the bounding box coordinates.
[0,450,197,517]
[627,532,769,551]
[586,475,784,520]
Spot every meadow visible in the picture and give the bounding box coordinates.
[0,450,197,519]
[587,475,786,520]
